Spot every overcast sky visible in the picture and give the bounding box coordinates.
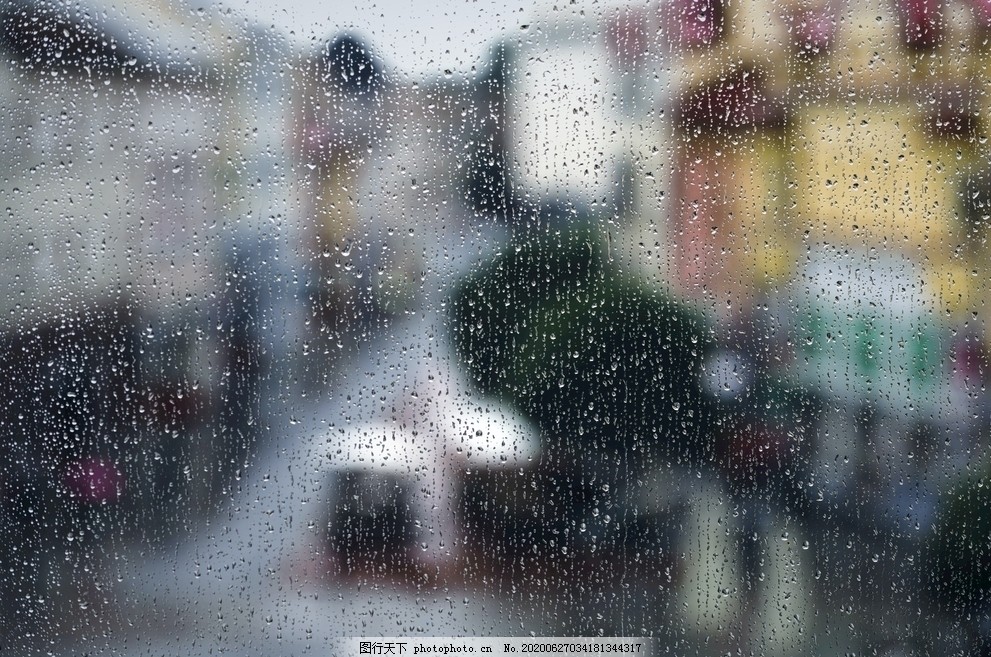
[235,0,528,77]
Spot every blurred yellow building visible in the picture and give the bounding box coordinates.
[662,0,989,328]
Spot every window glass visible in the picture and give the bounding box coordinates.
[3,0,991,654]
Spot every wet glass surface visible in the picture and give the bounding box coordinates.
[3,1,991,655]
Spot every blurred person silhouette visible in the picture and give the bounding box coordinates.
[298,33,388,375]
[464,41,517,224]
[927,458,991,655]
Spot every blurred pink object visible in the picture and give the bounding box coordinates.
[972,0,991,28]
[64,457,124,504]
[786,3,837,53]
[952,336,987,386]
[664,0,723,49]
[896,0,944,49]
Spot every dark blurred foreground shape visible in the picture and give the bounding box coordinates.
[927,467,991,654]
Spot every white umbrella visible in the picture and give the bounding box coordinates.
[320,393,540,567]
[442,402,541,468]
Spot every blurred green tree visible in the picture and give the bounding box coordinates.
[450,226,711,469]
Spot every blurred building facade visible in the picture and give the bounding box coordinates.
[0,0,290,640]
[489,0,991,650]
